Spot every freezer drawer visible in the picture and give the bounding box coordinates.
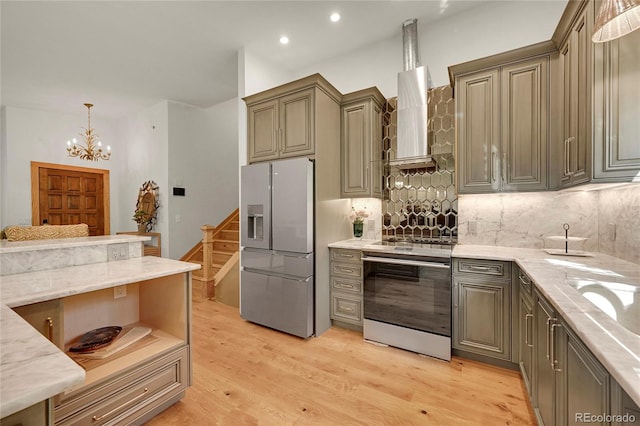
[240,270,313,338]
[241,248,313,278]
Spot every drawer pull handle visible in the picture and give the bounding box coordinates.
[341,305,354,312]
[525,313,533,348]
[92,387,149,422]
[337,282,354,289]
[46,317,54,342]
[468,265,493,272]
[340,268,355,274]
[551,323,562,372]
[338,253,354,258]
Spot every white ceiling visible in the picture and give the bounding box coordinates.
[2,1,499,119]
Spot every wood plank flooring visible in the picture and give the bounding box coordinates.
[145,298,535,425]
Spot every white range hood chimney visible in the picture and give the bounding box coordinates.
[392,18,434,169]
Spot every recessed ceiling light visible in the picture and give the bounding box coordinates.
[330,12,341,22]
[279,35,289,45]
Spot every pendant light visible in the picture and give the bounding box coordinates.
[592,0,640,42]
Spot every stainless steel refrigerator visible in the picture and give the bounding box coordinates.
[240,157,314,338]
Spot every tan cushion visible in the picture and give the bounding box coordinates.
[2,224,89,241]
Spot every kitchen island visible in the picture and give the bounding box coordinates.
[0,235,200,424]
[328,239,640,408]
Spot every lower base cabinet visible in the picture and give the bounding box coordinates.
[530,288,631,426]
[329,248,363,328]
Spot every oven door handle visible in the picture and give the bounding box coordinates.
[362,256,450,269]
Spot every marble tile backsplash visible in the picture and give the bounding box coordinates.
[458,183,640,264]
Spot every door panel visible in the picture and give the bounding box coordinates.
[38,167,105,235]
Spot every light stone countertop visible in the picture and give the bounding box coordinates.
[0,234,149,254]
[0,256,200,419]
[328,239,640,406]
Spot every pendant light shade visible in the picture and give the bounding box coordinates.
[592,0,640,42]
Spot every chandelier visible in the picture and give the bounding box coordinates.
[66,103,111,161]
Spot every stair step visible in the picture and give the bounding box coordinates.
[213,239,239,251]
[211,250,232,264]
[220,229,239,240]
[227,221,240,231]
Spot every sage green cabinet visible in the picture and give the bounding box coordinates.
[592,20,640,182]
[329,248,363,328]
[450,43,554,194]
[12,299,63,349]
[340,88,386,199]
[452,258,512,360]
[244,74,342,164]
[532,288,614,426]
[558,0,593,188]
[518,272,534,395]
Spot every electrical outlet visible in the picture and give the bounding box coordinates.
[468,220,478,236]
[108,243,129,261]
[114,285,127,299]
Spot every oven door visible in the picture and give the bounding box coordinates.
[362,254,451,337]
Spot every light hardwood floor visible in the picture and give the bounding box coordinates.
[146,298,535,425]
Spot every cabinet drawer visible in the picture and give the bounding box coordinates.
[455,258,511,278]
[331,276,362,294]
[55,346,189,425]
[331,293,362,324]
[331,262,363,279]
[330,248,361,263]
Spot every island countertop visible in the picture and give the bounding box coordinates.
[0,256,200,419]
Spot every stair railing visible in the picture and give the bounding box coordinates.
[200,224,216,297]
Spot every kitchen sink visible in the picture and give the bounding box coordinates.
[569,279,640,336]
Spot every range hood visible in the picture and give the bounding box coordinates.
[391,19,435,169]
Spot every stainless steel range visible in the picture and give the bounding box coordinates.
[362,239,454,361]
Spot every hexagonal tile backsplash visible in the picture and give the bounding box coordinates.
[382,85,457,242]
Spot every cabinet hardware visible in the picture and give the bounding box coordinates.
[341,305,355,312]
[338,253,354,259]
[340,268,355,274]
[468,265,493,272]
[492,152,497,183]
[546,317,553,360]
[525,313,533,348]
[519,272,531,285]
[92,387,149,422]
[46,317,54,342]
[337,282,354,289]
[454,284,458,308]
[551,323,562,372]
[502,152,507,183]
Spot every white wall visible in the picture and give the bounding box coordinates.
[114,101,169,253]
[296,1,567,95]
[1,106,118,228]
[167,99,239,259]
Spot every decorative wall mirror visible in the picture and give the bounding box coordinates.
[134,180,159,232]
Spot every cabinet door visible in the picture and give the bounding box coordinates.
[370,101,384,198]
[452,276,510,359]
[247,99,279,163]
[559,323,610,426]
[456,69,501,193]
[279,88,315,158]
[534,294,557,426]
[592,23,640,182]
[13,299,63,348]
[341,101,371,196]
[519,292,534,395]
[501,57,548,191]
[560,5,592,188]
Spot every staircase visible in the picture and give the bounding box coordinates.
[181,209,239,305]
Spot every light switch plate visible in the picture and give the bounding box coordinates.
[468,220,478,236]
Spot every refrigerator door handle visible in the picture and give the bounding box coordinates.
[242,267,312,283]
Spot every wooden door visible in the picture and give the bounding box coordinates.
[279,88,314,158]
[501,56,549,191]
[32,162,110,236]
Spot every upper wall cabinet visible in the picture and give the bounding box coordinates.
[340,88,386,199]
[553,0,640,185]
[557,1,593,188]
[592,15,640,182]
[244,74,342,164]
[450,42,557,194]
